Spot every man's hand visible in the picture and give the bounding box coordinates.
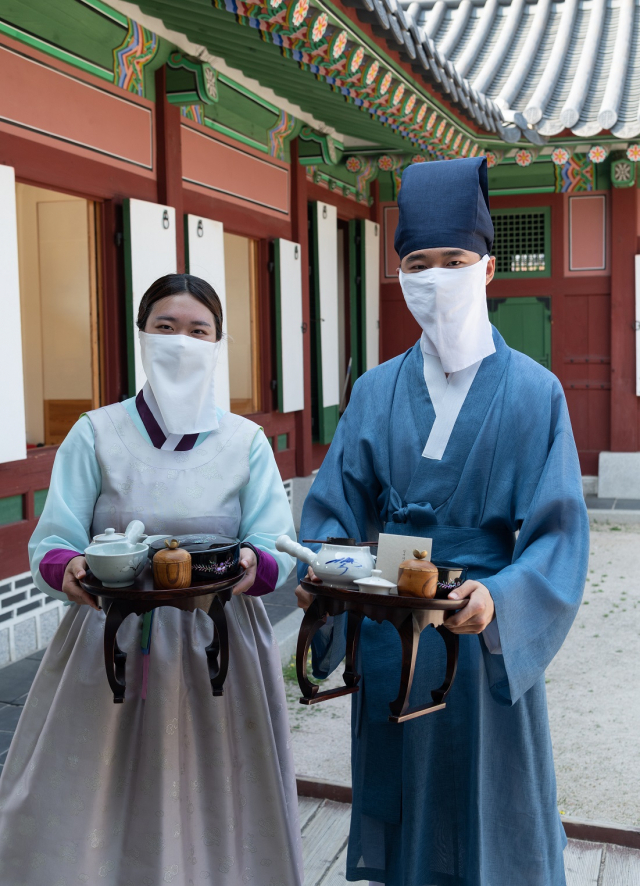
[232,546,261,595]
[295,567,322,611]
[62,556,100,610]
[443,580,495,634]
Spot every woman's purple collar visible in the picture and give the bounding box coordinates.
[135,390,198,451]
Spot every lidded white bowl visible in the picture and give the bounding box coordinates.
[84,541,149,588]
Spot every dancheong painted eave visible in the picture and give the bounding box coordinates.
[112,0,513,151]
[401,0,640,141]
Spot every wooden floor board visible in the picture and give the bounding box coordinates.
[302,800,352,886]
[298,797,640,886]
[299,796,323,831]
[564,841,603,886]
[601,844,640,886]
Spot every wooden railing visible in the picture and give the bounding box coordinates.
[0,447,57,581]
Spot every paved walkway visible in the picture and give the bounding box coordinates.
[299,797,640,886]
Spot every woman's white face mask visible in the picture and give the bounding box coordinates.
[399,255,495,374]
[139,331,221,435]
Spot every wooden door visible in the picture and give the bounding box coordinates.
[488,297,552,368]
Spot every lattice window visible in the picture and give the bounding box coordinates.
[491,208,551,278]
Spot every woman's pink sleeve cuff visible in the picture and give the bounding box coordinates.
[245,548,279,597]
[39,549,83,593]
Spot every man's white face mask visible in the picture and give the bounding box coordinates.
[399,255,495,374]
[139,331,221,435]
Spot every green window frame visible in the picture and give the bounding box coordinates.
[490,207,551,279]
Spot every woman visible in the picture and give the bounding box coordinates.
[0,274,303,886]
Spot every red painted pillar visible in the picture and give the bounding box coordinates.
[290,139,313,478]
[155,66,185,273]
[609,186,638,452]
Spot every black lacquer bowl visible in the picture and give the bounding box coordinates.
[432,561,468,599]
[148,534,241,579]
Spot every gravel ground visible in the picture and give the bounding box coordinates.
[547,522,640,826]
[286,523,640,826]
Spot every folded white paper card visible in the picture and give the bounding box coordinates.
[375,533,433,583]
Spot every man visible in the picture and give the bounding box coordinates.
[296,157,588,886]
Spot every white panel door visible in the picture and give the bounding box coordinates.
[185,215,230,413]
[274,239,304,413]
[363,219,380,371]
[123,198,177,393]
[0,165,26,464]
[315,202,341,409]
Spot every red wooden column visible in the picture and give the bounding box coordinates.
[155,66,185,273]
[290,139,313,477]
[609,186,638,452]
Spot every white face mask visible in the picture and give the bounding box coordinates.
[399,255,496,374]
[139,332,221,435]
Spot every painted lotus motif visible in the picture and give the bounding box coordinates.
[515,149,533,167]
[391,84,405,106]
[330,30,348,60]
[346,155,362,173]
[551,147,570,166]
[403,95,416,117]
[379,71,392,95]
[288,0,309,29]
[588,145,607,164]
[364,60,379,86]
[627,144,640,162]
[485,151,498,168]
[348,46,365,74]
[416,102,427,124]
[310,12,328,43]
[378,155,394,171]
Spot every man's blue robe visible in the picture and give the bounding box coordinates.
[298,329,589,886]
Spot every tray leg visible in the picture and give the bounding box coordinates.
[297,599,359,705]
[103,599,128,704]
[343,610,363,689]
[431,625,459,706]
[206,594,229,697]
[388,616,448,723]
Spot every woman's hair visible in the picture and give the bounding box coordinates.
[136,274,223,340]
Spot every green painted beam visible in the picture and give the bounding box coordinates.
[135,0,420,149]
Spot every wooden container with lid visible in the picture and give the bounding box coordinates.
[152,539,192,590]
[397,550,438,599]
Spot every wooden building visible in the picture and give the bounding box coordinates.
[0,0,639,661]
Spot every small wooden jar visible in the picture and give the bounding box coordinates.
[397,550,438,599]
[153,539,192,590]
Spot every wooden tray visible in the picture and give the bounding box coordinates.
[81,564,245,704]
[81,562,245,603]
[300,579,468,611]
[297,579,468,723]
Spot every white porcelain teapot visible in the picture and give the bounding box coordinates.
[275,535,375,586]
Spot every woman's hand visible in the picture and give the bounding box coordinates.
[443,580,495,634]
[62,556,101,610]
[295,567,322,611]
[232,547,258,595]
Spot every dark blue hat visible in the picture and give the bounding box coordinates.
[394,157,493,260]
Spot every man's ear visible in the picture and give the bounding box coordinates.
[486,255,496,285]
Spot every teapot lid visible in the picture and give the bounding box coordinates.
[354,569,397,590]
[92,528,125,543]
